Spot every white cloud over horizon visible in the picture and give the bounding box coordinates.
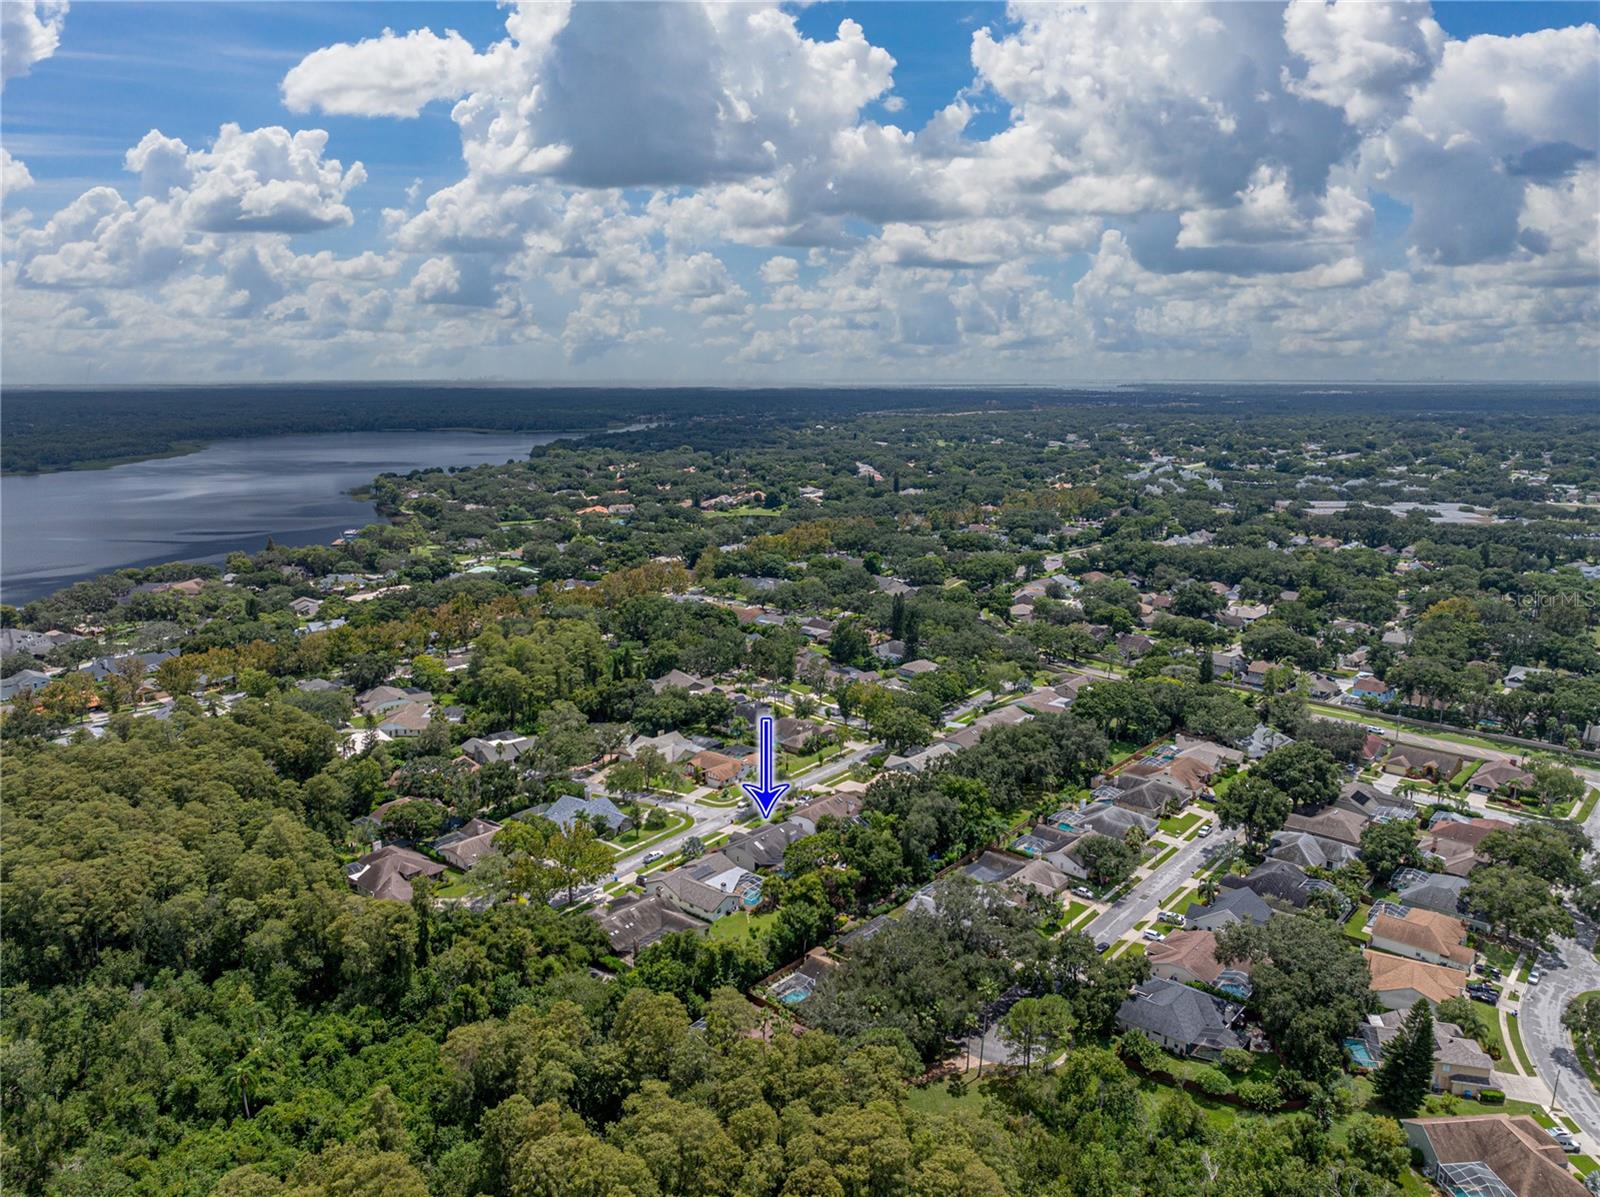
[2,0,1596,385]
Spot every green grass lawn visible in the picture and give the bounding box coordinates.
[1474,939,1520,975]
[706,909,778,945]
[1159,811,1204,836]
[1343,904,1373,941]
[1147,844,1178,870]
[1060,899,1091,928]
[705,505,783,517]
[1468,1000,1512,1071]
[1505,1010,1535,1074]
[607,809,693,852]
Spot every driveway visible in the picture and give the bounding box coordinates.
[1086,826,1238,944]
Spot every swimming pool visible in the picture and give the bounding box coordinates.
[1344,1038,1377,1069]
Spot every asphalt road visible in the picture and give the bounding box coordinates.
[1519,932,1600,1148]
[1086,826,1238,944]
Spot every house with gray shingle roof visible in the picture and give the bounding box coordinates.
[1115,978,1244,1060]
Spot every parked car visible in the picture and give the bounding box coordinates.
[1529,969,1541,985]
[1095,941,1111,954]
[1479,964,1502,980]
[1467,984,1500,1003]
[641,851,664,864]
[1196,823,1212,838]
[1143,929,1166,942]
[1550,1129,1579,1153]
[1073,885,1096,899]
[1158,910,1187,926]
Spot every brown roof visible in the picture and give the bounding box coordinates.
[1283,807,1368,847]
[1363,950,1465,1004]
[1370,909,1472,968]
[1146,929,1233,986]
[1430,817,1513,848]
[1406,1115,1586,1196]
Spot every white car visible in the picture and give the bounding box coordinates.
[1196,824,1213,838]
[641,851,664,864]
[1072,885,1096,900]
[1143,929,1166,942]
[1159,911,1187,927]
[1528,969,1541,985]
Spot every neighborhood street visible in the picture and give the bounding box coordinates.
[1518,930,1600,1150]
[1086,826,1237,944]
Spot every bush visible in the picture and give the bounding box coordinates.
[1191,1065,1232,1096]
[1478,1088,1505,1104]
[1220,1047,1255,1074]
[1118,1030,1164,1071]
[1235,1079,1283,1110]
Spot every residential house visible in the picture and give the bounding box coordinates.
[590,894,708,959]
[289,596,323,618]
[1115,632,1155,658]
[1346,675,1396,706]
[1101,775,1188,819]
[1393,869,1480,926]
[883,741,959,772]
[1419,832,1485,877]
[1,669,54,702]
[1363,949,1465,1009]
[461,733,536,765]
[1282,806,1369,847]
[1221,860,1344,914]
[1429,815,1513,850]
[1243,660,1274,688]
[651,669,711,694]
[1403,1115,1586,1197]
[1466,761,1534,797]
[872,639,907,663]
[356,685,432,716]
[345,845,445,902]
[1074,801,1157,842]
[1239,723,1293,760]
[1358,1011,1494,1097]
[1187,887,1275,932]
[1115,978,1244,1059]
[1332,781,1415,822]
[788,792,864,835]
[523,794,631,836]
[1384,745,1465,782]
[686,749,752,787]
[897,658,939,680]
[432,819,502,870]
[773,716,822,753]
[646,851,760,921]
[376,702,433,737]
[722,820,808,872]
[1145,930,1254,998]
[1268,830,1357,870]
[1306,674,1342,701]
[1369,907,1473,970]
[627,730,701,764]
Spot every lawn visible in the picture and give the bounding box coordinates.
[1159,811,1204,836]
[706,909,778,945]
[1467,1000,1511,1071]
[705,505,783,517]
[607,809,693,851]
[1473,939,1520,975]
[1060,899,1092,929]
[1505,1010,1535,1074]
[1146,844,1178,870]
[1343,904,1373,941]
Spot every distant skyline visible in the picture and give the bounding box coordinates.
[2,1,1597,385]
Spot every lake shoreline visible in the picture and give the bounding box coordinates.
[0,422,643,478]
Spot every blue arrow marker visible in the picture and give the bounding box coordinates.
[742,714,790,820]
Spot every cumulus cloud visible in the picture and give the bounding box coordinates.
[2,0,67,86]
[1,147,34,194]
[2,0,1596,383]
[282,26,496,117]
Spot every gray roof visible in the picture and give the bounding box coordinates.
[1188,886,1275,930]
[525,794,628,833]
[1116,978,1243,1052]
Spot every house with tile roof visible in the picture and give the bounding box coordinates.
[345,845,446,902]
[1403,1115,1586,1196]
[590,894,708,959]
[1145,929,1253,998]
[1363,949,1466,1009]
[1369,907,1473,971]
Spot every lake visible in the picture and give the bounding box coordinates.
[1,429,582,604]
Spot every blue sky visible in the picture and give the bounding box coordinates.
[2,1,1596,383]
